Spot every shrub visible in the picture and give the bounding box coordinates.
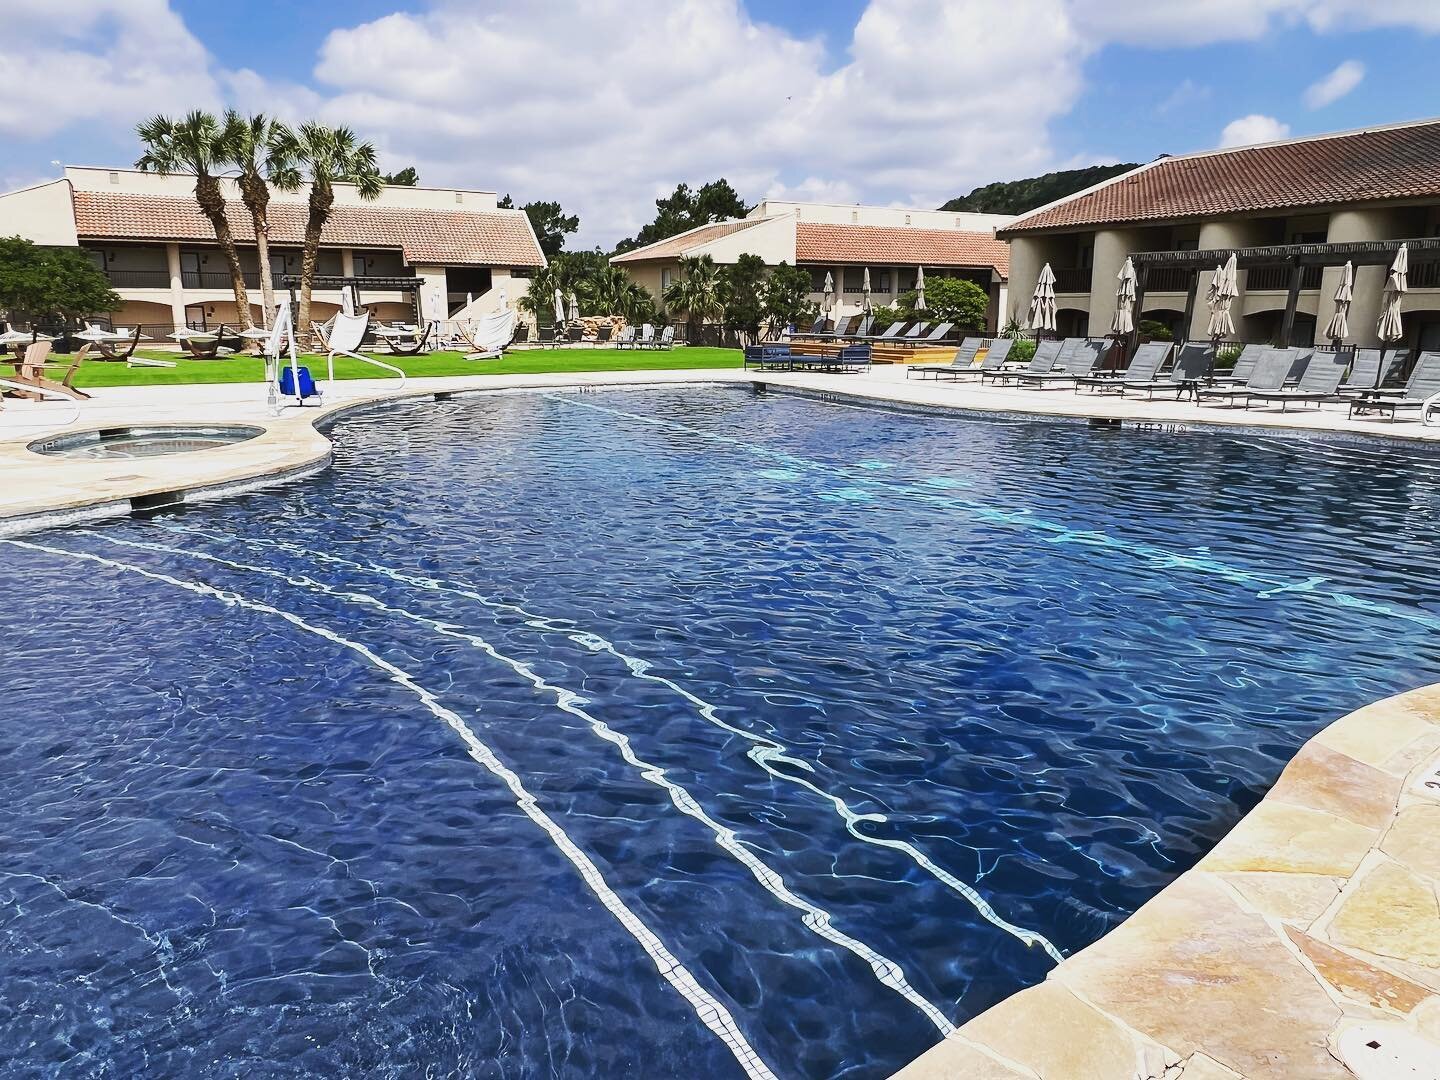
[1007,337,1037,362]
[1138,319,1172,341]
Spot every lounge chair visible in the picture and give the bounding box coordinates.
[1122,341,1212,399]
[644,325,675,350]
[831,316,873,342]
[1348,352,1440,422]
[985,338,1062,385]
[614,326,637,349]
[1197,347,1292,406]
[791,316,828,340]
[635,324,656,349]
[858,322,908,345]
[1282,348,1315,384]
[2,340,92,401]
[1244,348,1349,410]
[907,337,986,379]
[891,322,955,349]
[512,324,530,344]
[564,325,585,346]
[743,343,793,371]
[1338,348,1409,396]
[1075,341,1171,393]
[1207,343,1267,384]
[1016,338,1106,389]
[594,325,613,345]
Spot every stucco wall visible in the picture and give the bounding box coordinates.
[0,180,78,246]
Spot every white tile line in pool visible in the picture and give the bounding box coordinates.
[551,393,1440,635]
[93,531,961,1039]
[156,521,1063,964]
[0,538,779,1080]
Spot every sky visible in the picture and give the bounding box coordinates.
[3,1,1440,249]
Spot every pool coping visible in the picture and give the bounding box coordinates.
[5,372,1440,1076]
[893,684,1440,1079]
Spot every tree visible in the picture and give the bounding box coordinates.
[136,110,255,329]
[662,254,725,342]
[940,163,1140,216]
[897,278,989,331]
[586,263,656,324]
[220,111,288,327]
[271,123,383,332]
[613,179,748,253]
[499,195,579,259]
[761,262,815,339]
[720,253,767,346]
[0,236,119,326]
[383,166,419,186]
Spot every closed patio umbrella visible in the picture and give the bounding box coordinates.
[553,287,565,327]
[1028,263,1057,337]
[1205,255,1238,379]
[568,291,581,324]
[862,267,872,314]
[914,267,927,312]
[822,271,835,315]
[1376,244,1408,389]
[1323,261,1353,347]
[1111,258,1136,335]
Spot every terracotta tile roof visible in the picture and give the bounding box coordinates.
[609,217,772,262]
[72,190,545,267]
[795,222,1009,276]
[1003,120,1440,235]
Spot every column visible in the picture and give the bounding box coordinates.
[166,243,185,329]
[341,248,356,278]
[1191,219,1270,342]
[1323,209,1408,348]
[1089,228,1146,336]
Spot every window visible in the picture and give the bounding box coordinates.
[843,267,864,292]
[873,269,891,293]
[851,211,859,224]
[904,214,911,226]
[661,267,673,291]
[108,171,119,185]
[807,266,828,292]
[454,192,464,204]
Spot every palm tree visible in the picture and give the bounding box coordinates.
[663,254,724,343]
[135,110,255,330]
[220,111,289,327]
[271,123,382,332]
[586,264,655,323]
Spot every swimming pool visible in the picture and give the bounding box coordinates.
[5,385,1440,1079]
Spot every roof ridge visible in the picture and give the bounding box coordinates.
[1163,114,1440,163]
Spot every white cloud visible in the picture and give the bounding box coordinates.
[1219,114,1292,147]
[0,0,217,139]
[1302,59,1365,108]
[6,0,1440,247]
[1156,79,1211,114]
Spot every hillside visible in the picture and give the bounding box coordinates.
[940,163,1141,216]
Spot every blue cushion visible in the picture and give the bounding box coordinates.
[278,365,321,399]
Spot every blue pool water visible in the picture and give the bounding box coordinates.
[5,385,1440,1079]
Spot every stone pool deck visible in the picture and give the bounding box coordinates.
[4,365,1440,1077]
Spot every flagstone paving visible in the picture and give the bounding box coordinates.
[895,684,1440,1079]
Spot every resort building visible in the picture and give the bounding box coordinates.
[1001,117,1440,350]
[612,200,1013,331]
[0,166,546,333]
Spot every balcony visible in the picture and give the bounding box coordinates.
[1246,265,1324,291]
[1144,267,1193,292]
[104,269,171,288]
[183,270,261,290]
[1410,262,1440,289]
[1052,266,1092,293]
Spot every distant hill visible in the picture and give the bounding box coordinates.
[940,163,1141,217]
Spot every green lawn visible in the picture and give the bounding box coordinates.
[57,347,743,388]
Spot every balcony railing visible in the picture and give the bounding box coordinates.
[1409,262,1440,289]
[1246,265,1324,291]
[182,270,262,289]
[1144,267,1193,292]
[104,269,171,288]
[1052,266,1092,293]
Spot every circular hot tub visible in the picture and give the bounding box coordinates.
[29,425,264,460]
